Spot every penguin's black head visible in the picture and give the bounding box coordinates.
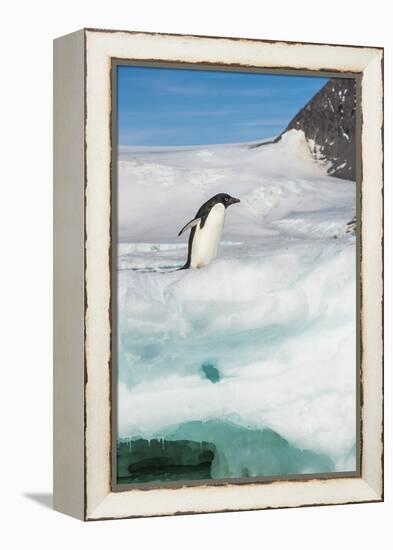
[212,193,241,209]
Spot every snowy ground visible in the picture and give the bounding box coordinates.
[117,130,357,479]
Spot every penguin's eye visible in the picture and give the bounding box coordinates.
[225,197,229,202]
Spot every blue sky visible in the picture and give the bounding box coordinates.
[117,66,328,146]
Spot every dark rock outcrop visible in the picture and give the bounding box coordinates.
[283,78,356,181]
[345,216,356,236]
[253,78,357,181]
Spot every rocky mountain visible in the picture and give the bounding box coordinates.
[254,78,357,181]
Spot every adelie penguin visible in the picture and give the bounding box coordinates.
[178,193,240,270]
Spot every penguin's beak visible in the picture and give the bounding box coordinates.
[229,196,240,205]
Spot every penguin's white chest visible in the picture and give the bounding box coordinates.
[190,203,226,268]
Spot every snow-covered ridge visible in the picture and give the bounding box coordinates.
[118,138,273,157]
[118,129,355,244]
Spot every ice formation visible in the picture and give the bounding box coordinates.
[117,130,357,479]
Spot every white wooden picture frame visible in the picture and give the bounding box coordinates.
[53,28,383,521]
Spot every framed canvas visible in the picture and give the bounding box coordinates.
[53,28,384,521]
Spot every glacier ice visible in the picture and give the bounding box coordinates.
[116,130,357,481]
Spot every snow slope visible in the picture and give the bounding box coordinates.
[117,130,357,478]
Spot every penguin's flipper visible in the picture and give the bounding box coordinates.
[178,217,201,236]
